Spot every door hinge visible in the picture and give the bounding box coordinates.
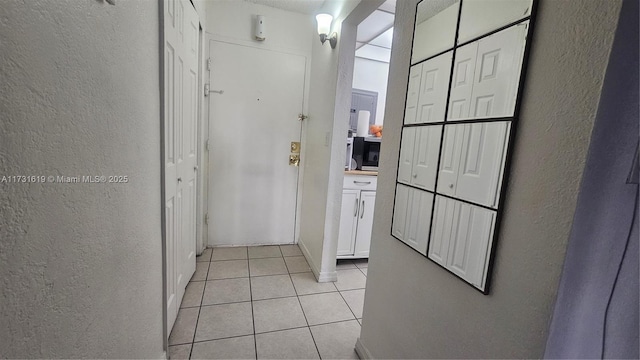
[206,57,212,71]
[298,113,308,121]
[205,213,209,225]
[205,139,211,151]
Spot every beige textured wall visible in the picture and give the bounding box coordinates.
[0,0,164,357]
[358,0,622,358]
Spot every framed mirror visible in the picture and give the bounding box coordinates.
[392,0,536,293]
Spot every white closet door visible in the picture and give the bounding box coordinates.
[447,43,478,120]
[403,188,434,255]
[470,23,528,118]
[456,122,510,207]
[428,195,456,266]
[437,124,464,197]
[445,199,496,289]
[392,184,410,240]
[411,125,442,191]
[404,64,423,124]
[398,128,416,184]
[416,52,453,124]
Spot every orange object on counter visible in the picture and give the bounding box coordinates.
[369,125,383,137]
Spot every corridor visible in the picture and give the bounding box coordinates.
[168,245,368,359]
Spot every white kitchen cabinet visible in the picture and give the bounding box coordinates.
[428,196,496,290]
[338,175,377,259]
[437,122,510,208]
[392,184,434,255]
[448,23,528,120]
[337,189,360,256]
[398,125,442,192]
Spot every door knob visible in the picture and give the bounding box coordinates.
[178,177,182,183]
[289,154,300,167]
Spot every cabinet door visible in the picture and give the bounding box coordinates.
[404,64,423,124]
[429,196,496,289]
[398,127,416,184]
[456,122,510,207]
[403,188,434,255]
[337,189,359,256]
[437,124,464,197]
[447,43,478,120]
[470,23,528,118]
[354,191,376,257]
[416,51,453,124]
[412,125,442,191]
[392,184,410,241]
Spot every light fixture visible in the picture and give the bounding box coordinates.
[316,13,337,49]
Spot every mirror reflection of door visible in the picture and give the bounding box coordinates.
[350,89,378,133]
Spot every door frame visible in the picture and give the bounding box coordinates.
[160,0,205,349]
[202,33,311,248]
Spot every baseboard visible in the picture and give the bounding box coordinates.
[316,269,338,282]
[297,239,322,279]
[355,338,372,359]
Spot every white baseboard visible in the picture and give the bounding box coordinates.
[298,239,337,282]
[355,338,372,359]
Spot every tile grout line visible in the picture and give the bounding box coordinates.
[288,262,323,360]
[186,249,213,359]
[247,247,258,360]
[184,318,362,346]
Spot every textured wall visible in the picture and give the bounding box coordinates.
[544,0,639,356]
[358,0,622,358]
[0,0,164,357]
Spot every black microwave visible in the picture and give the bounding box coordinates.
[353,137,381,171]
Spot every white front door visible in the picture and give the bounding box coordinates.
[164,0,198,332]
[208,41,306,246]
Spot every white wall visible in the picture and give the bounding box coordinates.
[357,0,622,358]
[352,57,390,125]
[0,0,164,358]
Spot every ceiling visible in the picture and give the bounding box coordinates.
[355,0,396,63]
[244,0,326,15]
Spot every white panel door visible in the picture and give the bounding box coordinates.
[404,64,422,124]
[412,125,442,191]
[437,124,464,197]
[392,184,410,240]
[456,122,510,207]
[445,199,496,288]
[208,41,305,246]
[403,188,434,255]
[337,190,359,256]
[416,51,453,124]
[429,196,496,288]
[428,196,455,267]
[470,23,528,118]
[447,43,478,120]
[164,0,198,332]
[354,191,376,258]
[398,128,416,184]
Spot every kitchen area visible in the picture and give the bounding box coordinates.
[337,0,394,260]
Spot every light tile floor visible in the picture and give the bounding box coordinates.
[168,245,368,360]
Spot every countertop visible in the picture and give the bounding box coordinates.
[344,170,378,176]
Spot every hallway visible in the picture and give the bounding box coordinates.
[168,245,368,359]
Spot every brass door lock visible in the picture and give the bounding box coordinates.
[290,142,301,153]
[289,154,300,167]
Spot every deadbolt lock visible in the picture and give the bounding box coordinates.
[290,142,301,153]
[289,154,300,167]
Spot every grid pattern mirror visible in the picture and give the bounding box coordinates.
[392,0,536,293]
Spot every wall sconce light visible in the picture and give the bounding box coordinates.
[316,14,337,49]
